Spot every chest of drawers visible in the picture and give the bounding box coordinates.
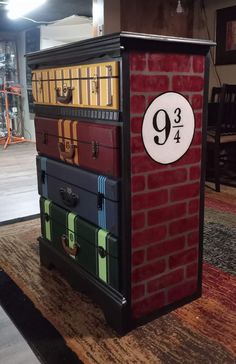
[28,32,213,334]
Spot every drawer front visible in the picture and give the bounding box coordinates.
[37,156,120,236]
[40,198,120,290]
[35,117,120,178]
[32,61,119,110]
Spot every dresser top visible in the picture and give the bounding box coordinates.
[27,31,215,68]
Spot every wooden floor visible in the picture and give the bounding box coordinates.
[0,142,39,223]
[0,142,40,363]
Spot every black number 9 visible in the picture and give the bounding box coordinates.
[153,109,171,145]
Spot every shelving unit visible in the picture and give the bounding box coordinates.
[0,40,32,149]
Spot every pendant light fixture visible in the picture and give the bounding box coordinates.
[7,0,47,20]
[176,0,184,14]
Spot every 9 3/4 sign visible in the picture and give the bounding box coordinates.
[142,92,195,164]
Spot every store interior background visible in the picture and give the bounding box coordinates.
[0,0,235,142]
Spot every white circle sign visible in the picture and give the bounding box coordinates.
[142,92,195,164]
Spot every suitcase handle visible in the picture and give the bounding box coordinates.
[91,140,99,159]
[59,187,79,207]
[42,132,48,145]
[58,142,75,159]
[61,234,78,256]
[56,86,73,104]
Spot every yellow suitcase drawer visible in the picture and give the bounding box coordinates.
[32,61,119,110]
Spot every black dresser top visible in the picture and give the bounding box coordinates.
[27,31,215,68]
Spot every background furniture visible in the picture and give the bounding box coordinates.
[207,84,236,191]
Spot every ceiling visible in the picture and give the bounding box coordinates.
[0,0,92,32]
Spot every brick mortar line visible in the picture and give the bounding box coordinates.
[130,71,205,77]
[132,213,195,233]
[131,163,202,175]
[130,91,204,96]
[131,199,200,213]
[131,181,201,195]
[132,275,198,304]
[131,227,199,248]
[131,247,198,270]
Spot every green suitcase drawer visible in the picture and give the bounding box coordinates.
[40,197,119,291]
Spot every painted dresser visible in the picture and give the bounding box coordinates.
[27,32,213,334]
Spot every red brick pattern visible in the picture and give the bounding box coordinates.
[129,52,205,319]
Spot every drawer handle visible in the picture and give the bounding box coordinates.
[91,140,99,159]
[98,246,107,258]
[56,85,73,104]
[59,187,79,207]
[92,76,99,94]
[61,234,78,256]
[58,142,75,159]
[44,212,50,222]
[42,132,48,145]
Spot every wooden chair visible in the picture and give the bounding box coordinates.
[207,84,236,192]
[210,86,222,103]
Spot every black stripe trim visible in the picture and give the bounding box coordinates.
[35,105,120,121]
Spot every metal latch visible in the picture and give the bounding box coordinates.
[97,192,104,210]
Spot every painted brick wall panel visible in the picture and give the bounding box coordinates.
[132,155,169,174]
[132,284,145,300]
[192,131,202,146]
[148,168,187,189]
[132,260,166,283]
[131,117,143,134]
[132,175,146,192]
[132,213,145,231]
[129,51,204,319]
[172,148,201,167]
[148,203,187,226]
[131,135,144,154]
[189,199,200,214]
[130,52,147,71]
[132,189,168,211]
[146,236,185,261]
[192,94,203,110]
[167,280,198,305]
[186,262,198,278]
[131,74,169,93]
[133,225,167,248]
[170,182,200,202]
[147,268,184,293]
[188,231,199,246]
[172,76,204,92]
[169,247,198,269]
[190,165,201,180]
[148,54,191,72]
[169,215,199,235]
[195,113,202,129]
[193,56,204,73]
[133,292,165,319]
[131,95,146,114]
[132,250,145,266]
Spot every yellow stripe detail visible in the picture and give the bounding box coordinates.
[58,119,64,162]
[44,199,52,241]
[72,121,79,165]
[98,229,108,283]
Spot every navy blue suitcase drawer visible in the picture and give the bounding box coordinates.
[37,156,120,236]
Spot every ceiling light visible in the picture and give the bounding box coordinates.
[7,0,47,20]
[176,0,184,14]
